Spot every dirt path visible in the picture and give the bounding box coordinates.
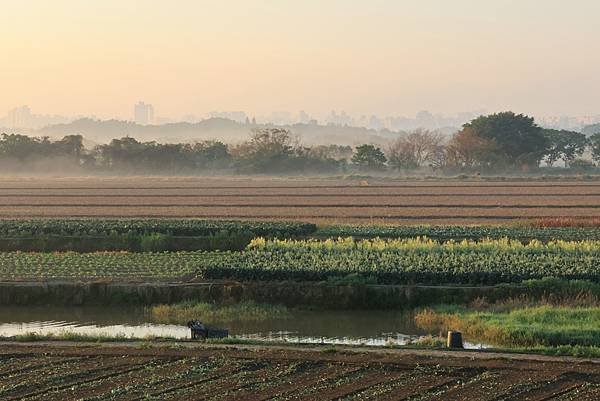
[3,339,599,364]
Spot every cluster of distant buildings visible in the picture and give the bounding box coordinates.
[537,115,600,132]
[2,103,600,133]
[0,106,72,130]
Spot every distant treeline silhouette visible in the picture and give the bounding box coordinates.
[1,112,599,174]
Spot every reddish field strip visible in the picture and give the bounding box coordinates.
[1,206,598,218]
[1,177,600,224]
[2,187,600,196]
[1,177,600,187]
[2,196,600,206]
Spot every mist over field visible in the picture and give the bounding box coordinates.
[1,1,599,177]
[0,111,598,177]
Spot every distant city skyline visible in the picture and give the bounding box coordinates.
[1,104,599,133]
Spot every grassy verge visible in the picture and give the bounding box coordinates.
[515,345,600,358]
[147,301,291,324]
[416,305,600,348]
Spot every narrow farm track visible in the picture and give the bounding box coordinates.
[1,343,600,400]
[1,177,600,223]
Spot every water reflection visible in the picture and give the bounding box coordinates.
[0,306,485,349]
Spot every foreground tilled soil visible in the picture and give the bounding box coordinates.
[1,342,600,400]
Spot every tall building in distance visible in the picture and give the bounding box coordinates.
[134,102,154,125]
[6,105,32,128]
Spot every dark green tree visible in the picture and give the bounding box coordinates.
[95,136,144,169]
[0,133,43,160]
[463,112,548,168]
[543,129,588,167]
[188,140,231,169]
[233,128,296,173]
[590,132,600,165]
[351,144,387,170]
[56,135,84,157]
[569,158,595,171]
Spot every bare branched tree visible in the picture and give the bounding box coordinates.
[387,129,445,170]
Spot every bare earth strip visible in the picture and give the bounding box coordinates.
[2,195,600,206]
[2,186,600,196]
[0,206,598,219]
[2,176,600,187]
[1,177,599,223]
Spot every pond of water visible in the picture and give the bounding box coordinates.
[0,306,486,349]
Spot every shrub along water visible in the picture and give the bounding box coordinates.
[148,301,291,324]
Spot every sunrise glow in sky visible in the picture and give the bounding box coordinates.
[2,0,599,119]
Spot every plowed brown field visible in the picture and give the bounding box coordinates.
[1,177,599,224]
[1,342,599,400]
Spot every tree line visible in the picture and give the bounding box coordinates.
[1,111,599,174]
[386,112,599,172]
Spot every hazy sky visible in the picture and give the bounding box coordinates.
[2,0,599,119]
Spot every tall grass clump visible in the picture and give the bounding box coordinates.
[148,301,291,324]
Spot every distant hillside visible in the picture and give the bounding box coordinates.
[36,118,247,144]
[34,118,414,146]
[583,123,600,136]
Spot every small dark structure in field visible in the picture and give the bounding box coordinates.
[187,320,229,340]
[447,331,463,349]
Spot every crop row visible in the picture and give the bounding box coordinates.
[0,219,317,238]
[1,237,600,285]
[315,224,600,242]
[211,237,600,284]
[2,219,600,243]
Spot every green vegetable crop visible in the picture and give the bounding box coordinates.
[2,237,600,285]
